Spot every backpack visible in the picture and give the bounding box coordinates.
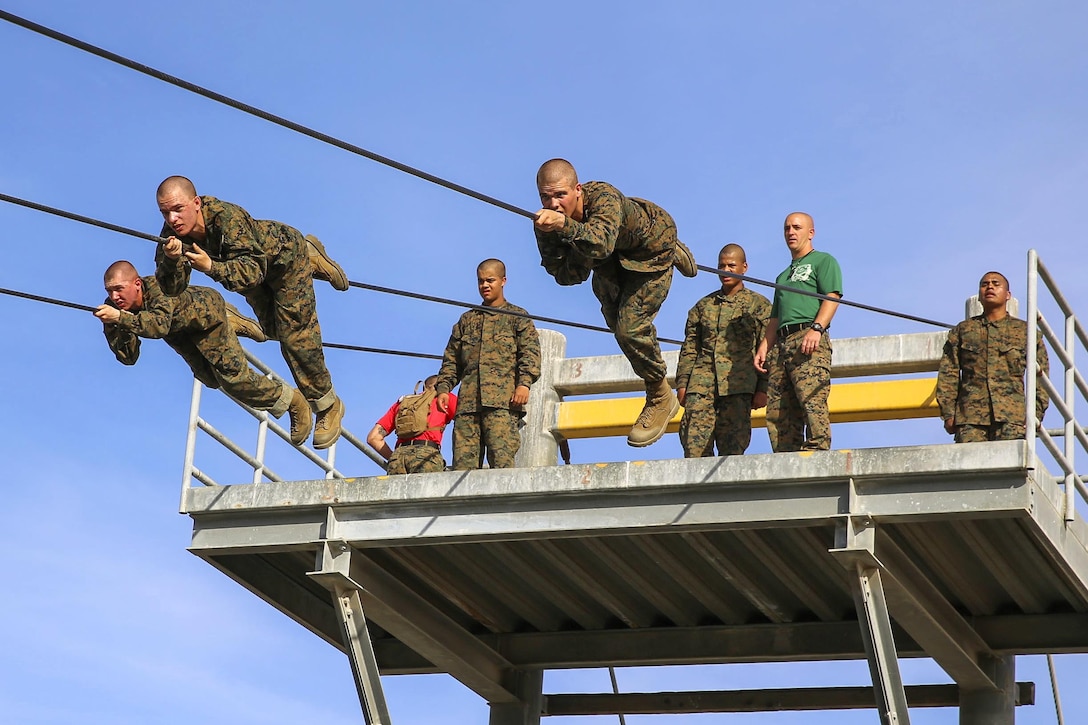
[394,382,442,439]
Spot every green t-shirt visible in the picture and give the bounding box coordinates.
[770,249,843,326]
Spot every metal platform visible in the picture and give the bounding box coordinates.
[183,440,1088,722]
[177,252,1087,722]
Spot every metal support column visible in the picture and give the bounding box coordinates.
[308,541,393,725]
[830,512,911,725]
[959,655,1016,725]
[852,562,911,724]
[488,669,543,725]
[1027,251,1040,476]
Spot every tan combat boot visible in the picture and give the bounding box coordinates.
[628,378,680,448]
[313,396,345,449]
[306,234,349,291]
[673,240,698,278]
[287,388,313,446]
[225,302,267,342]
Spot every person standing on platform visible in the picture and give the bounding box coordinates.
[937,271,1050,442]
[154,175,347,449]
[435,259,541,470]
[367,375,457,474]
[532,158,698,448]
[95,260,312,444]
[676,244,771,457]
[754,212,842,452]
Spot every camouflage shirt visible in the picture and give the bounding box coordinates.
[435,302,541,413]
[535,181,677,285]
[676,287,772,397]
[156,196,298,294]
[103,275,213,364]
[936,314,1050,425]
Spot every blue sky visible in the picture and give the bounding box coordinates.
[2,1,1087,722]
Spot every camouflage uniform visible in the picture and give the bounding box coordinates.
[104,276,292,415]
[766,330,832,451]
[676,288,771,456]
[436,302,541,469]
[155,197,335,412]
[386,444,445,475]
[936,315,1050,442]
[535,181,676,383]
[766,250,842,452]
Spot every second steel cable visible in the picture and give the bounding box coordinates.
[0,191,682,343]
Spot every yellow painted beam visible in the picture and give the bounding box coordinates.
[556,377,940,440]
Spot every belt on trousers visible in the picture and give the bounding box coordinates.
[778,322,824,337]
[396,440,440,450]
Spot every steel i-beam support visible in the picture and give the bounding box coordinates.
[488,669,543,725]
[831,513,910,725]
[308,541,394,725]
[853,561,911,724]
[959,655,1016,725]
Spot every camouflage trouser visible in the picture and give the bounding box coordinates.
[955,422,1026,443]
[386,444,446,474]
[680,393,754,457]
[591,260,673,383]
[241,224,336,412]
[452,408,521,470]
[766,330,832,452]
[166,286,289,415]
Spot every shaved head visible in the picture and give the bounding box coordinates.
[157,176,205,239]
[104,259,139,285]
[716,244,748,294]
[103,260,145,311]
[978,270,1012,318]
[718,243,747,263]
[783,212,816,259]
[156,175,197,199]
[477,258,507,307]
[980,270,1010,290]
[536,158,578,188]
[785,211,814,227]
[478,258,506,277]
[536,159,584,221]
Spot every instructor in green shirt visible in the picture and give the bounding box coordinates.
[754,212,843,451]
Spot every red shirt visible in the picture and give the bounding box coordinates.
[376,393,457,445]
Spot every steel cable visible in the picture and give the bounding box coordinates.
[694,263,953,329]
[0,286,97,313]
[323,342,441,361]
[0,192,166,244]
[3,11,954,333]
[346,279,663,340]
[0,286,442,361]
[0,10,537,221]
[0,192,681,343]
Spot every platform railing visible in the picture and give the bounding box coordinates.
[178,348,387,505]
[1028,250,1088,520]
[177,251,1085,524]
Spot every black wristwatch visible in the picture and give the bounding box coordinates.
[810,322,826,333]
